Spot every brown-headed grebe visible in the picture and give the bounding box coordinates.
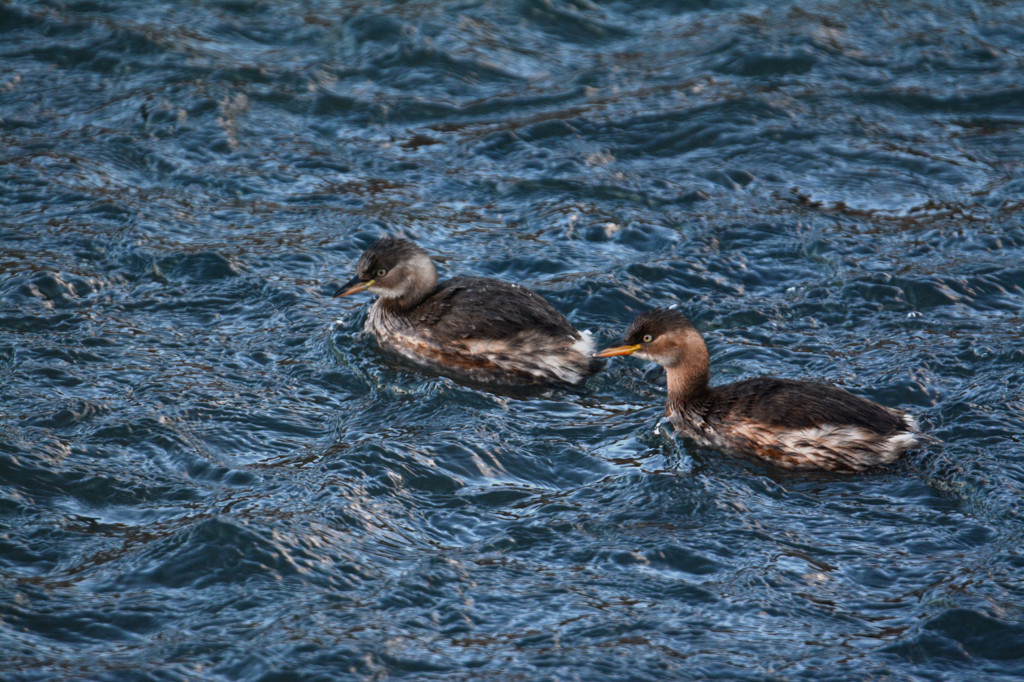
[595,308,925,472]
[334,236,599,387]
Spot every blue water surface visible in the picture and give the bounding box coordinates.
[2,0,1024,679]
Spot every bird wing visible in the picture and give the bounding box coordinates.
[709,377,909,434]
[409,277,580,341]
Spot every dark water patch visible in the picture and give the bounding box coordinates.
[155,250,243,282]
[27,398,110,430]
[0,441,199,511]
[715,43,818,78]
[103,516,324,590]
[0,3,48,33]
[885,608,1024,671]
[3,587,164,646]
[521,0,633,42]
[858,87,1024,117]
[609,97,792,160]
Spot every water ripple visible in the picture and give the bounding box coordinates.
[3,0,1024,679]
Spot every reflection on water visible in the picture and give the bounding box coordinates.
[2,0,1024,678]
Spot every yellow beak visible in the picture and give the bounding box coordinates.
[334,278,375,298]
[593,344,642,358]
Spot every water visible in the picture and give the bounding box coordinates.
[3,0,1024,678]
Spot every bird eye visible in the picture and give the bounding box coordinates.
[375,268,387,277]
[642,334,653,343]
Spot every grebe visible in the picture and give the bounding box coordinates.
[595,308,925,472]
[334,236,599,387]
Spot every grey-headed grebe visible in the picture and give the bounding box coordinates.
[335,236,599,387]
[595,308,925,472]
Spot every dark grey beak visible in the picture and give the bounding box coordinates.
[334,275,373,298]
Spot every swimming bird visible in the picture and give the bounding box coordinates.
[334,236,599,387]
[595,308,925,472]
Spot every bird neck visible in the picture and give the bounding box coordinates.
[664,345,711,406]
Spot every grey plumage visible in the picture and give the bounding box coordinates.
[337,236,598,387]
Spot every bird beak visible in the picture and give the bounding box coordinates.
[593,344,642,358]
[334,276,374,298]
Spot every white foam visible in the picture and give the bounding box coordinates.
[572,329,596,356]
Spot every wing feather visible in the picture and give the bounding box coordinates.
[708,378,909,435]
[410,277,580,341]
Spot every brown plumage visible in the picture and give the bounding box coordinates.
[334,236,599,387]
[596,308,926,472]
